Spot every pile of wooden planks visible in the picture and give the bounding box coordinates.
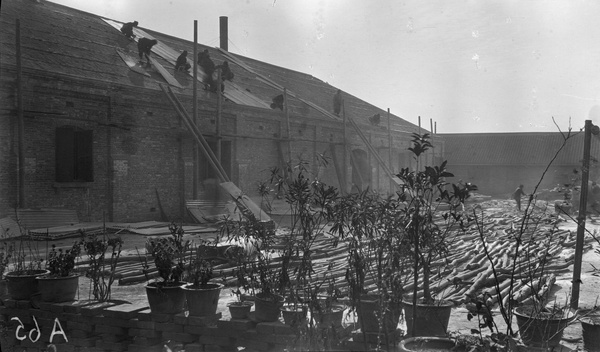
[108,200,594,309]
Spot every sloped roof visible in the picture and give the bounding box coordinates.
[441,131,600,166]
[0,0,420,134]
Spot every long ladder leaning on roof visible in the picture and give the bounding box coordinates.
[217,48,402,188]
[159,84,272,222]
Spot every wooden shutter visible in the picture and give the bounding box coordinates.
[75,129,94,181]
[55,127,75,182]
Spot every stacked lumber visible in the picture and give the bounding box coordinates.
[107,200,593,310]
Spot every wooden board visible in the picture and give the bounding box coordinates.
[148,56,183,88]
[223,82,271,109]
[219,182,272,222]
[103,18,269,107]
[116,48,150,77]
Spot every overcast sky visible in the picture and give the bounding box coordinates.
[49,0,600,133]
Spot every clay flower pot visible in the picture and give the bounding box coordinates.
[281,304,308,326]
[402,299,452,337]
[514,305,575,348]
[580,313,600,352]
[5,270,49,300]
[228,301,253,319]
[145,281,187,315]
[312,304,345,329]
[254,292,283,322]
[36,274,79,303]
[183,283,222,317]
[398,337,458,352]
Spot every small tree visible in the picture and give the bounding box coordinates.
[142,222,190,287]
[81,230,123,302]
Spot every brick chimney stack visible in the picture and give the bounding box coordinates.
[219,16,228,51]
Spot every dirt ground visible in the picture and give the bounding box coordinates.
[49,199,600,351]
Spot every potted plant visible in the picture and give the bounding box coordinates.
[0,242,11,300]
[140,222,190,315]
[280,287,308,327]
[227,288,253,319]
[183,244,223,317]
[36,242,81,302]
[4,226,46,300]
[579,233,600,350]
[579,307,600,351]
[81,230,123,302]
[220,203,285,322]
[395,133,473,337]
[331,190,408,347]
[513,302,575,348]
[308,279,345,330]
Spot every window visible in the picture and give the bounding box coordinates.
[199,140,231,181]
[55,126,93,182]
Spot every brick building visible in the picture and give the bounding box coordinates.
[0,0,440,222]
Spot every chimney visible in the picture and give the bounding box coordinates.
[219,16,228,51]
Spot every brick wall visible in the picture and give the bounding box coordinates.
[0,69,412,222]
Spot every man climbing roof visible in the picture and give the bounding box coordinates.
[333,89,342,116]
[138,37,158,65]
[175,50,191,72]
[120,21,138,39]
[213,61,234,93]
[198,49,216,91]
[217,61,234,81]
[270,94,284,110]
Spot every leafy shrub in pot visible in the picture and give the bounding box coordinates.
[37,242,81,302]
[183,244,223,317]
[140,223,190,315]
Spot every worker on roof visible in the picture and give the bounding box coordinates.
[198,50,216,91]
[213,61,234,93]
[217,61,234,81]
[138,37,158,66]
[175,50,191,72]
[270,94,284,110]
[120,21,138,39]
[333,89,342,116]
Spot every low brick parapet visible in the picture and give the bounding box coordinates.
[0,299,361,351]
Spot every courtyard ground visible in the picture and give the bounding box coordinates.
[39,197,600,351]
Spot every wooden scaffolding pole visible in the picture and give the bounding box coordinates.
[388,108,393,192]
[342,99,348,194]
[192,20,199,199]
[16,19,25,208]
[571,119,595,309]
[284,88,292,165]
[216,69,222,168]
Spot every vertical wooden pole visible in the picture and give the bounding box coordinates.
[284,88,291,165]
[16,19,25,208]
[216,70,222,169]
[192,20,199,199]
[342,100,348,193]
[387,108,393,192]
[369,132,375,191]
[106,96,114,221]
[571,119,593,309]
[417,116,421,171]
[430,118,433,134]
